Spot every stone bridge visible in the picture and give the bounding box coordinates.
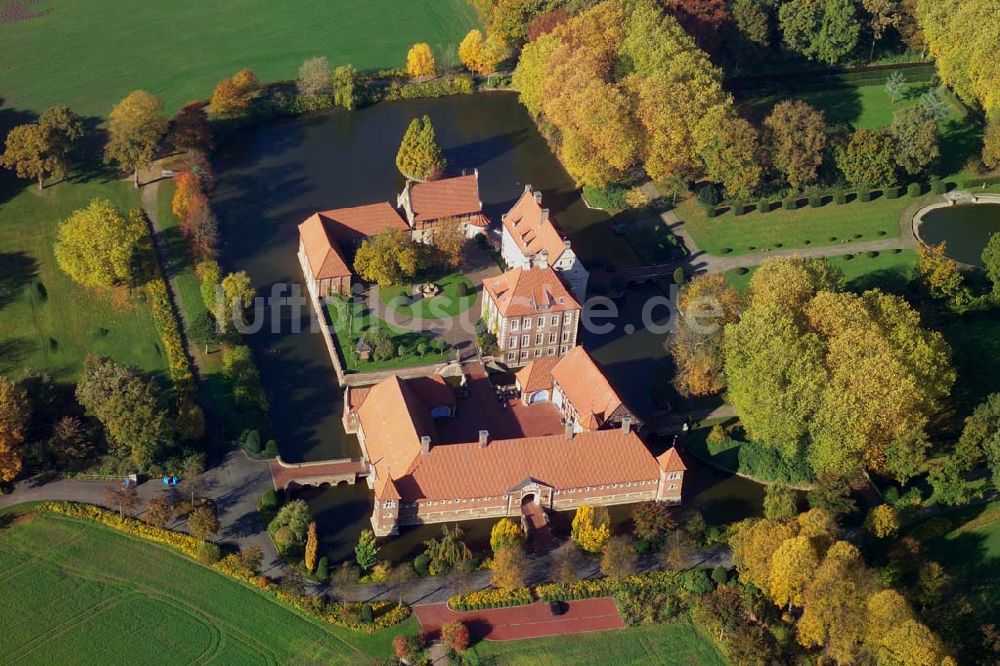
[267,456,369,490]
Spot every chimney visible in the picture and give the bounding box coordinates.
[533,190,543,205]
[564,422,575,440]
[420,435,431,454]
[478,430,489,448]
[563,239,571,250]
[621,416,632,435]
[541,207,549,221]
[536,251,548,269]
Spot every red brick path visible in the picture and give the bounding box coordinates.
[413,598,624,641]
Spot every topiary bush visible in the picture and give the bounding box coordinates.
[907,182,922,197]
[711,566,729,586]
[672,267,685,285]
[264,439,279,457]
[885,186,900,199]
[456,281,468,297]
[242,429,261,453]
[697,184,720,207]
[413,553,430,576]
[316,556,329,581]
[259,489,279,512]
[361,602,374,624]
[757,200,769,213]
[857,187,872,203]
[808,195,821,208]
[930,179,946,194]
[833,189,846,205]
[783,197,797,210]
[702,203,718,218]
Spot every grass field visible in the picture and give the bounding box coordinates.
[0,177,166,381]
[0,0,479,118]
[378,272,475,320]
[725,249,918,293]
[0,507,412,664]
[471,621,727,665]
[327,298,449,373]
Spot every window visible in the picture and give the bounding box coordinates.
[549,332,557,343]
[561,345,568,354]
[564,313,573,325]
[535,333,543,345]
[521,334,530,347]
[510,319,518,331]
[547,347,556,356]
[507,352,516,361]
[523,316,532,329]
[521,350,529,359]
[382,500,396,509]
[551,315,559,326]
[537,316,544,328]
[561,332,569,342]
[534,349,542,358]
[510,336,518,348]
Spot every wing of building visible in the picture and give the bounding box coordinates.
[343,356,683,536]
[397,171,490,242]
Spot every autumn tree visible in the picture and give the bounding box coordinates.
[807,472,857,519]
[55,199,146,289]
[76,355,175,470]
[104,90,168,187]
[763,100,827,190]
[406,43,436,78]
[145,495,174,528]
[729,518,800,592]
[46,415,96,471]
[188,505,220,540]
[698,113,763,199]
[862,0,900,60]
[662,0,731,54]
[430,218,467,270]
[600,536,638,578]
[489,0,543,46]
[183,206,219,261]
[208,69,260,118]
[0,124,58,189]
[490,517,526,552]
[355,528,379,571]
[865,504,900,538]
[305,521,319,572]
[763,483,798,520]
[631,500,677,545]
[423,524,472,576]
[0,377,29,482]
[172,171,207,223]
[769,535,820,609]
[220,270,254,330]
[39,105,84,178]
[491,543,527,591]
[571,504,611,553]
[396,115,446,182]
[669,273,742,397]
[731,0,771,46]
[170,102,212,153]
[835,127,898,186]
[297,56,331,99]
[354,229,420,286]
[441,621,471,653]
[917,241,968,303]
[983,115,1000,169]
[918,0,1000,114]
[458,29,507,75]
[779,0,861,64]
[526,8,569,40]
[865,589,950,665]
[891,105,940,175]
[105,483,140,518]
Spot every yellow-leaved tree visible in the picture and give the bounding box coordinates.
[571,504,610,553]
[0,377,29,482]
[769,535,820,609]
[406,43,436,78]
[55,198,146,289]
[304,521,318,572]
[490,517,526,553]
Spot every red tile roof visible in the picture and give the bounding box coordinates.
[503,186,570,265]
[299,213,352,279]
[394,429,660,501]
[551,347,625,430]
[482,266,580,318]
[516,356,560,394]
[656,447,687,473]
[408,174,482,224]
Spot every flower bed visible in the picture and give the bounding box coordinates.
[41,502,410,633]
[448,586,533,611]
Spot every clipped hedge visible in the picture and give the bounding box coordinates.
[326,601,411,632]
[448,586,532,611]
[147,277,194,390]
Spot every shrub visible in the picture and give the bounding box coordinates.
[442,621,471,652]
[259,489,278,512]
[264,439,279,457]
[757,200,769,213]
[241,429,261,453]
[146,279,194,388]
[833,189,846,205]
[857,187,872,202]
[867,251,879,258]
[807,195,820,208]
[456,281,469,297]
[361,602,374,624]
[448,586,532,610]
[413,553,430,576]
[697,184,720,206]
[885,186,900,199]
[583,184,628,211]
[196,541,222,564]
[782,197,797,210]
[931,179,946,194]
[702,203,717,218]
[907,182,923,197]
[711,566,729,586]
[672,267,685,285]
[316,556,330,581]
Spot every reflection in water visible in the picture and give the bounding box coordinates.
[918,203,1000,267]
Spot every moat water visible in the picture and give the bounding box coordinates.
[918,203,1000,267]
[213,92,763,561]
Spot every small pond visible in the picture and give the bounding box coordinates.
[918,203,1000,267]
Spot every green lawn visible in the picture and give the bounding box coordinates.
[378,273,475,320]
[0,177,166,381]
[725,249,918,293]
[740,80,938,129]
[327,298,449,373]
[471,621,727,666]
[0,0,479,118]
[0,507,411,663]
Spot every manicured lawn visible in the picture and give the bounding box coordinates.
[0,507,412,663]
[378,272,476,320]
[0,177,166,381]
[679,193,908,258]
[471,621,727,666]
[725,249,918,293]
[0,0,479,118]
[740,80,938,129]
[327,297,449,373]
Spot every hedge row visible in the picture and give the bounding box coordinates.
[41,502,410,633]
[448,586,533,611]
[536,570,688,602]
[146,279,194,390]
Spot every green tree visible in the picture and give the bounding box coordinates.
[890,105,939,176]
[763,483,799,520]
[983,114,1000,169]
[75,355,175,470]
[39,105,84,178]
[396,115,446,182]
[699,113,763,200]
[885,70,907,104]
[220,270,254,330]
[104,90,168,187]
[764,100,827,190]
[353,229,420,286]
[982,232,1000,297]
[332,65,358,110]
[222,345,264,408]
[835,127,898,187]
[600,536,638,578]
[355,529,379,571]
[423,524,472,576]
[732,0,771,46]
[268,500,312,547]
[0,124,58,189]
[296,56,331,99]
[779,0,861,64]
[807,472,857,518]
[957,393,1000,488]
